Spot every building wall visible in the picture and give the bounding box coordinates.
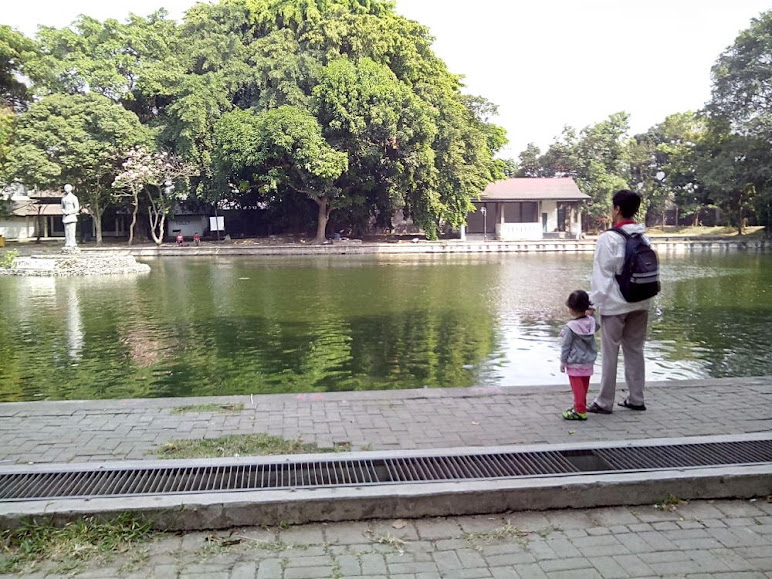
[542,201,559,232]
[495,222,542,240]
[167,215,209,239]
[0,218,36,240]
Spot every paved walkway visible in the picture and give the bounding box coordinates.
[3,499,772,578]
[1,377,772,578]
[1,377,771,465]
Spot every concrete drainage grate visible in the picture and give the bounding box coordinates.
[1,439,771,502]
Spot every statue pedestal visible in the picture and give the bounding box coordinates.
[0,252,151,276]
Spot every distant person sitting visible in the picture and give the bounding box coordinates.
[193,232,201,246]
[175,234,184,246]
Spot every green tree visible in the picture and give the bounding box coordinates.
[707,10,772,234]
[572,112,631,227]
[515,143,542,177]
[0,106,15,181]
[431,94,505,236]
[5,0,505,241]
[534,114,630,229]
[696,126,769,234]
[627,112,709,227]
[113,147,198,244]
[0,26,40,111]
[709,11,772,142]
[214,105,348,243]
[313,57,436,236]
[5,93,150,243]
[1,26,41,182]
[34,13,181,112]
[499,157,517,177]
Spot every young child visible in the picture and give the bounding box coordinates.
[560,290,599,420]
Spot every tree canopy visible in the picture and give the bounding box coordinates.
[4,3,772,239]
[1,0,506,242]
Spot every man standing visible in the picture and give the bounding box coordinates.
[587,189,651,414]
[61,184,80,249]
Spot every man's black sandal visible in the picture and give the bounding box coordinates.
[618,399,646,411]
[587,402,612,414]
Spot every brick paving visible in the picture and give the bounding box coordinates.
[1,377,770,465]
[3,499,771,578]
[1,376,771,577]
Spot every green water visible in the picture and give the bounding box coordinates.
[0,252,770,402]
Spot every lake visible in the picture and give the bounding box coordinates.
[1,251,770,401]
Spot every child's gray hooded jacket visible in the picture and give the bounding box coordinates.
[560,315,599,365]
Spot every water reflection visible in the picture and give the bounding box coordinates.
[64,283,84,360]
[0,252,770,401]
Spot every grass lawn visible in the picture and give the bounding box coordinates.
[645,225,766,238]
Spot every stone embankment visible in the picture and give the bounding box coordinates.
[0,251,151,276]
[110,237,770,258]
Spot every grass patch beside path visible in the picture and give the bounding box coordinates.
[155,433,351,459]
[170,402,244,414]
[0,514,154,575]
[647,225,765,237]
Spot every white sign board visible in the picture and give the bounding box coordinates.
[209,216,225,231]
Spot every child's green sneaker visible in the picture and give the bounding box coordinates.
[562,408,587,421]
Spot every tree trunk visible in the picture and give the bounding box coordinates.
[313,197,330,244]
[148,211,162,245]
[159,213,166,245]
[147,188,164,245]
[92,199,103,245]
[94,211,103,244]
[128,189,139,246]
[35,210,42,243]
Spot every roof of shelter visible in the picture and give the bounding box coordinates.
[480,178,589,201]
[11,201,85,217]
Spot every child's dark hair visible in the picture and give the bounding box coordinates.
[566,290,591,312]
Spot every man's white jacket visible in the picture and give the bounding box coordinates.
[589,223,652,316]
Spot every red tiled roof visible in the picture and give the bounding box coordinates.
[481,178,589,201]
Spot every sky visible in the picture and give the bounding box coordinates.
[4,0,770,157]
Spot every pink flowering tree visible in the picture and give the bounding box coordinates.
[113,147,156,245]
[114,148,198,245]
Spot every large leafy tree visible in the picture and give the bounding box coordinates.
[198,0,504,238]
[313,57,436,236]
[113,147,198,244]
[627,112,709,227]
[707,10,772,234]
[534,114,631,229]
[214,105,348,242]
[696,126,770,234]
[1,26,42,182]
[34,13,181,114]
[0,26,41,111]
[709,11,772,142]
[516,144,543,177]
[5,93,150,242]
[5,0,505,241]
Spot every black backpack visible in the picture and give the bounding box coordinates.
[610,227,660,302]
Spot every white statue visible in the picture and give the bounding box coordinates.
[61,184,80,249]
